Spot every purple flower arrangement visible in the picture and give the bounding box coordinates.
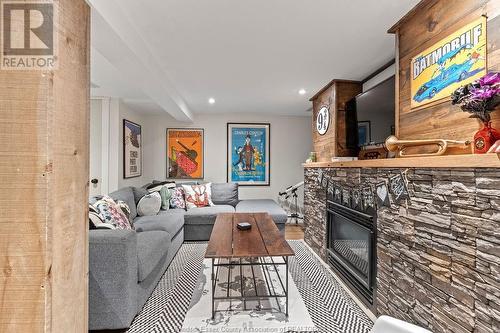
[451,72,500,122]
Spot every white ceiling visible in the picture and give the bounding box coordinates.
[89,0,419,120]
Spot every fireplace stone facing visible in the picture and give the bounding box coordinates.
[303,167,500,333]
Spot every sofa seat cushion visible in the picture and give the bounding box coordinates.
[109,187,137,220]
[235,199,288,224]
[136,231,171,282]
[133,209,185,238]
[184,205,235,225]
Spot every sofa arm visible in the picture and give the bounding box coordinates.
[89,230,138,330]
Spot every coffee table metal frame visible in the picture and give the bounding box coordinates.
[211,255,289,319]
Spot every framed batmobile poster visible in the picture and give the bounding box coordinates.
[410,16,487,109]
[167,128,204,179]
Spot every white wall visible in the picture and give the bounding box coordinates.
[142,112,312,203]
[362,63,395,92]
[118,102,149,189]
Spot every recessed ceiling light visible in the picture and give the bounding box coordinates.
[208,98,215,104]
[298,89,306,95]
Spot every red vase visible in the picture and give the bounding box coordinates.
[474,121,500,154]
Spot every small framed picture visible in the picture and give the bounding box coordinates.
[123,119,142,179]
[358,121,371,146]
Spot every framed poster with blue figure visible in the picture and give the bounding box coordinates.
[227,123,270,186]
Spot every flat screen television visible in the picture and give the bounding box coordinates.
[345,76,395,151]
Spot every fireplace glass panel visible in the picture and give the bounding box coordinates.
[330,213,370,283]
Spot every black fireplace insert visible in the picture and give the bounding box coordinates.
[326,200,376,308]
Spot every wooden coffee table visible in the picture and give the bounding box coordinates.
[205,212,295,319]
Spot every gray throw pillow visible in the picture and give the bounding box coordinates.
[137,192,161,216]
[132,187,149,204]
[211,183,239,207]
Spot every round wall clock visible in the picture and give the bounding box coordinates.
[316,106,330,135]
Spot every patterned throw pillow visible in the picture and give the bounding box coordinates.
[88,204,116,230]
[93,195,133,230]
[170,187,186,209]
[182,183,214,209]
[116,200,131,224]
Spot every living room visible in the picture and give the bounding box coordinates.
[2,1,500,333]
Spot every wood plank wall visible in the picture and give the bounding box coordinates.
[393,0,500,143]
[311,80,362,161]
[0,0,90,331]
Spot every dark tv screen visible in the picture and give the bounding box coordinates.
[355,76,395,146]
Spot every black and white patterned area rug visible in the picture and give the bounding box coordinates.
[127,241,374,333]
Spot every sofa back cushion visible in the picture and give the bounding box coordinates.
[109,187,137,220]
[211,183,239,207]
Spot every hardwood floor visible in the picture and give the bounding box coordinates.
[285,223,305,240]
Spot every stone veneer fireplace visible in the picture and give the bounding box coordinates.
[304,167,500,333]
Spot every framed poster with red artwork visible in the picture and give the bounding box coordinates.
[167,128,204,179]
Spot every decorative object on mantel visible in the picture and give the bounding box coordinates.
[451,72,500,154]
[359,143,388,160]
[488,140,500,153]
[389,172,409,204]
[375,182,391,208]
[305,152,317,163]
[385,135,471,157]
[331,156,358,162]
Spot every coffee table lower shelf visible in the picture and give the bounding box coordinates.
[210,256,290,319]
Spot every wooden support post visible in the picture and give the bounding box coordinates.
[0,0,90,331]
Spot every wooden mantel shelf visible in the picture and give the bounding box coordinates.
[302,154,500,169]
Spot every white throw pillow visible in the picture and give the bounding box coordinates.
[137,192,162,216]
[182,183,214,209]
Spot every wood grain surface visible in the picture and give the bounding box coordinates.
[302,153,500,168]
[310,80,362,162]
[0,0,90,331]
[392,0,500,144]
[205,213,294,258]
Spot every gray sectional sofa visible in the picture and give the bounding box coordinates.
[89,183,287,330]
